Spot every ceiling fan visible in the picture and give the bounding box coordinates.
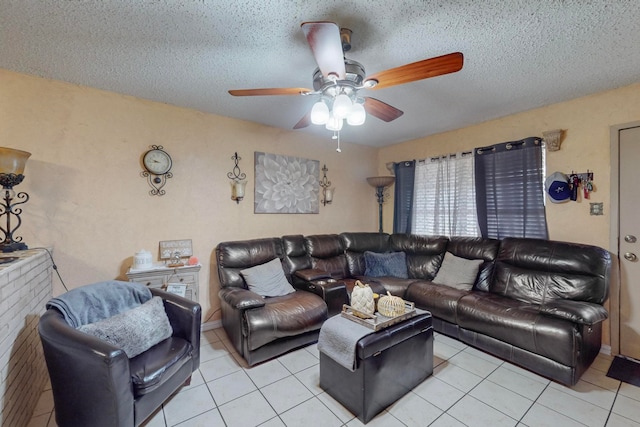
[229,21,463,133]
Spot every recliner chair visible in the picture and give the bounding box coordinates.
[38,282,201,427]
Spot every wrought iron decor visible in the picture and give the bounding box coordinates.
[254,152,319,214]
[227,152,247,203]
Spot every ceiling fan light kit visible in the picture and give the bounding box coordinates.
[228,21,464,146]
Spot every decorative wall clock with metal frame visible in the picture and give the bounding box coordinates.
[141,145,173,196]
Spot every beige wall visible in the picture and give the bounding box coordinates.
[0,69,379,322]
[379,81,640,347]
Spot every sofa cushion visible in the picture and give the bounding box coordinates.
[77,296,173,358]
[405,280,468,324]
[389,234,449,280]
[240,258,295,297]
[432,252,483,290]
[341,232,391,276]
[364,251,408,278]
[456,293,578,366]
[491,238,611,305]
[130,336,192,396]
[245,291,327,350]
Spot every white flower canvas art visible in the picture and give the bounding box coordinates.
[254,152,320,214]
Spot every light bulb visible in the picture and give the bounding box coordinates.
[310,100,329,125]
[325,115,343,132]
[332,93,352,119]
[347,102,366,126]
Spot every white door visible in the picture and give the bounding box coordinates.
[619,125,640,359]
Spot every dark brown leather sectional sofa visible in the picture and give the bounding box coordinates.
[216,232,610,386]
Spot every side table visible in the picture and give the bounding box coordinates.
[126,264,200,303]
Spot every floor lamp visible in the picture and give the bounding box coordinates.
[366,176,395,233]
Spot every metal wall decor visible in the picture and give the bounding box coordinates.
[319,164,334,206]
[228,152,247,203]
[141,145,173,196]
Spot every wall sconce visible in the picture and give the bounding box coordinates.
[0,147,31,252]
[366,176,395,233]
[319,164,335,206]
[227,152,247,204]
[542,129,564,152]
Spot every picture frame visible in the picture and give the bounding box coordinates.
[254,152,320,214]
[159,239,193,260]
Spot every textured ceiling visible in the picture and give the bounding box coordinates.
[2,1,639,147]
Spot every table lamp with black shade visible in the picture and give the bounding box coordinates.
[0,147,31,252]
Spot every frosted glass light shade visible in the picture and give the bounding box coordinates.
[325,115,343,131]
[231,180,247,199]
[0,148,31,174]
[310,101,330,125]
[324,187,334,203]
[366,176,395,188]
[332,94,352,119]
[347,103,366,126]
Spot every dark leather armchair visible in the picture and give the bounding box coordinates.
[38,286,201,427]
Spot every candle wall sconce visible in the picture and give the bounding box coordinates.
[227,152,247,204]
[542,129,564,152]
[319,164,335,206]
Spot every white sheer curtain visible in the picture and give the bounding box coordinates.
[412,152,480,237]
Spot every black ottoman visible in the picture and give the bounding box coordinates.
[319,312,433,423]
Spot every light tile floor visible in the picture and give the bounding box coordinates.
[28,329,640,427]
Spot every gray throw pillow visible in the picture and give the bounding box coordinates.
[240,258,296,297]
[364,251,409,278]
[77,296,173,358]
[432,252,484,290]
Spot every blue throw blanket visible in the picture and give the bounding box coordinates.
[46,280,152,328]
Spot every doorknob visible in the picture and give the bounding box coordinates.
[625,235,637,243]
[624,252,638,261]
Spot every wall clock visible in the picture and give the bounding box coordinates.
[141,145,173,196]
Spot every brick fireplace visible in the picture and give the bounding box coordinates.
[0,250,53,427]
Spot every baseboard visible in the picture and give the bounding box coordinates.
[600,344,612,356]
[201,320,222,331]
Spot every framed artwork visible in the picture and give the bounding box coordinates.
[159,239,193,260]
[254,152,320,214]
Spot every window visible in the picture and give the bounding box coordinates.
[474,137,548,239]
[412,152,480,237]
[399,136,548,240]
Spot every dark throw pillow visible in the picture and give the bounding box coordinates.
[364,251,409,279]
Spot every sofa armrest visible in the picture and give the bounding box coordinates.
[540,300,608,325]
[150,288,202,368]
[39,309,134,426]
[295,268,332,281]
[219,287,265,310]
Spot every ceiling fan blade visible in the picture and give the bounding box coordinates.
[364,52,463,90]
[301,21,346,80]
[293,111,311,129]
[363,97,404,122]
[229,88,312,96]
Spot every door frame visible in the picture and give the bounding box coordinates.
[609,120,640,356]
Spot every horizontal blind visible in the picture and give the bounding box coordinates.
[475,137,548,239]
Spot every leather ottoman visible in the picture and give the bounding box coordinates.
[319,313,433,423]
